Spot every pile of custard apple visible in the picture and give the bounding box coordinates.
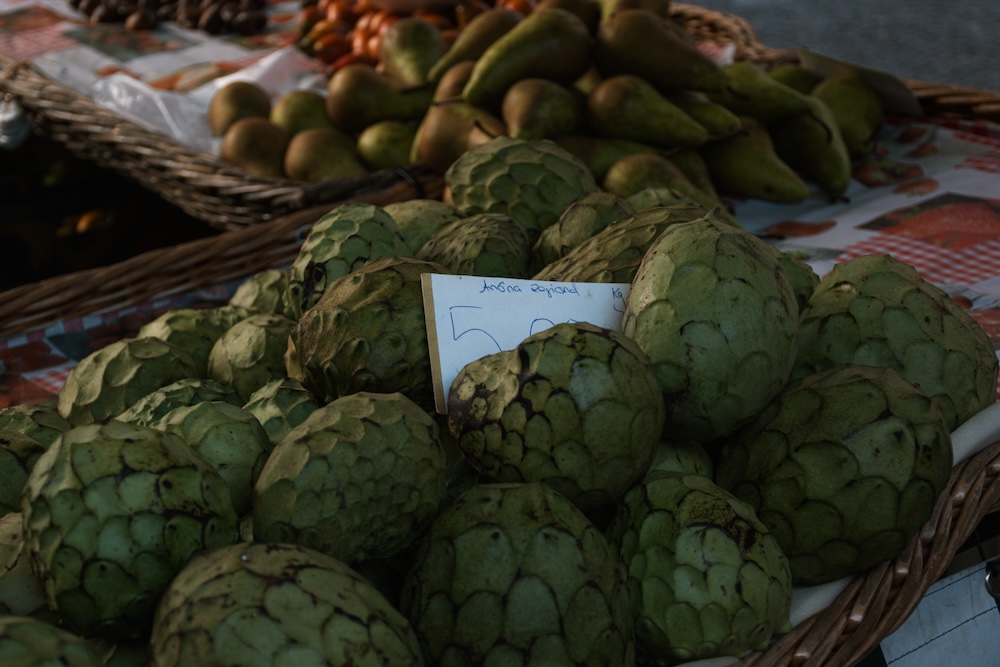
[0,137,995,666]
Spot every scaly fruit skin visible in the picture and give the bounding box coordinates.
[793,253,999,431]
[290,256,447,411]
[715,364,954,585]
[606,471,792,664]
[116,377,242,427]
[400,482,635,666]
[206,312,296,404]
[444,136,600,238]
[149,542,424,667]
[253,392,447,565]
[0,404,71,448]
[57,337,201,426]
[622,217,799,443]
[448,322,665,512]
[532,191,636,271]
[137,306,251,377]
[228,268,289,316]
[151,401,273,516]
[384,198,463,255]
[768,246,820,315]
[21,419,238,640]
[0,616,105,666]
[0,430,45,518]
[533,202,716,283]
[283,202,411,320]
[647,439,714,478]
[416,212,533,279]
[242,378,320,447]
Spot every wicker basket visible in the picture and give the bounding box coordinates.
[3,4,999,231]
[0,56,442,231]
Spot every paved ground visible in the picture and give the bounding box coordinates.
[696,0,1000,91]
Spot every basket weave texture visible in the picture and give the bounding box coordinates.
[2,5,1000,666]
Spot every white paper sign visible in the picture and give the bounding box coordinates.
[421,274,631,414]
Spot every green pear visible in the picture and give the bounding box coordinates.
[587,74,710,148]
[356,120,419,170]
[208,80,271,137]
[707,61,813,123]
[379,16,446,87]
[535,0,601,34]
[502,78,585,140]
[700,116,812,203]
[269,89,333,136]
[594,9,728,93]
[598,0,672,21]
[768,62,824,94]
[554,135,660,181]
[426,8,523,83]
[603,153,720,211]
[663,90,742,139]
[667,146,720,201]
[325,63,433,133]
[810,73,884,158]
[283,127,368,182]
[461,8,594,107]
[220,117,289,179]
[769,96,852,197]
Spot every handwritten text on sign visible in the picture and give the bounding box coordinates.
[421,274,631,414]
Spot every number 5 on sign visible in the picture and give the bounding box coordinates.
[421,274,631,414]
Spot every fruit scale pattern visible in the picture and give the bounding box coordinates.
[0,129,997,665]
[4,0,1000,661]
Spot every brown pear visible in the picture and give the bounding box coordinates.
[283,127,368,182]
[325,63,433,133]
[220,116,289,179]
[411,101,507,174]
[502,78,585,140]
[208,80,271,137]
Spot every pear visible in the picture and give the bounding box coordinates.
[208,80,271,137]
[587,74,710,148]
[502,78,585,140]
[663,90,742,139]
[574,65,603,96]
[554,135,660,181]
[598,0,672,21]
[411,100,508,173]
[769,96,853,197]
[708,61,813,124]
[283,127,368,182]
[426,8,523,84]
[535,0,601,34]
[594,9,728,93]
[325,63,433,133]
[356,120,419,170]
[768,62,824,94]
[269,89,333,136]
[433,60,476,102]
[667,146,719,200]
[379,16,446,87]
[700,116,812,203]
[602,152,738,225]
[461,8,594,107]
[810,73,884,158]
[220,116,289,179]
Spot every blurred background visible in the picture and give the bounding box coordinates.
[698,0,1000,90]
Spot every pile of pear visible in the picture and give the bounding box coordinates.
[208,0,886,201]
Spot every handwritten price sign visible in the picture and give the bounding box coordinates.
[421,274,631,414]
